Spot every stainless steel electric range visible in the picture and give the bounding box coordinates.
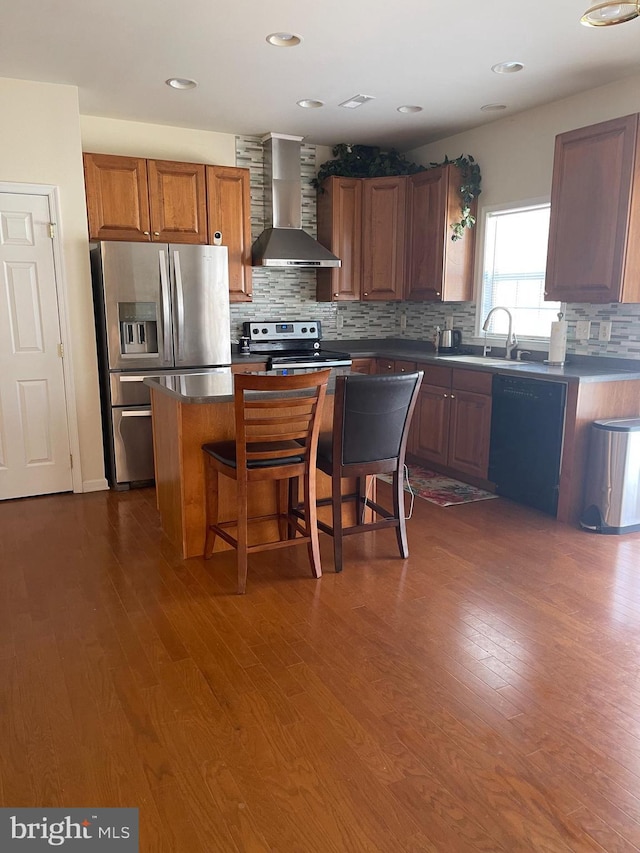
[242,321,352,370]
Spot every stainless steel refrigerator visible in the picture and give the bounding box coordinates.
[91,241,231,488]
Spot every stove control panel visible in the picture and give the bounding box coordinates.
[243,320,322,342]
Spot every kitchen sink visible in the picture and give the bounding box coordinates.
[438,355,523,367]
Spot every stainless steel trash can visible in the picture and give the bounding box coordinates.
[580,417,640,534]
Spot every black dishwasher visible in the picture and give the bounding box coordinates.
[489,374,567,516]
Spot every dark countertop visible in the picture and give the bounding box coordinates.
[145,368,235,402]
[232,339,640,384]
[145,367,346,404]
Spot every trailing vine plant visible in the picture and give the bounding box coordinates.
[312,145,481,241]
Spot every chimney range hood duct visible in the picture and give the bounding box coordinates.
[251,133,341,268]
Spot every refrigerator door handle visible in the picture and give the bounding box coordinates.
[159,249,172,363]
[173,249,185,362]
[121,409,152,418]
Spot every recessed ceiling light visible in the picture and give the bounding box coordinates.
[480,103,508,112]
[339,94,376,109]
[297,99,324,109]
[266,32,302,47]
[581,1,640,25]
[165,78,198,90]
[397,105,423,114]
[491,61,524,74]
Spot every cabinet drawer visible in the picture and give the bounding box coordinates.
[350,358,373,374]
[420,364,452,388]
[394,360,417,374]
[452,368,493,394]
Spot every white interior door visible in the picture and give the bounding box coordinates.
[0,192,72,499]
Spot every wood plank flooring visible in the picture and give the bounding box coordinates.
[2,485,640,851]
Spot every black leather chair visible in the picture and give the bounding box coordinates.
[309,371,423,573]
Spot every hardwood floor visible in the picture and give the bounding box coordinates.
[2,485,640,851]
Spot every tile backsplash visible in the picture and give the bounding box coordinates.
[232,136,640,359]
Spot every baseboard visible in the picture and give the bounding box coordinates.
[81,478,109,493]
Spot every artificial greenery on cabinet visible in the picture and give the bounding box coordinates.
[313,144,481,240]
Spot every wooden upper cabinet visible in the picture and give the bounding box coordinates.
[147,160,207,244]
[84,153,151,241]
[405,165,475,302]
[84,153,207,244]
[545,113,640,304]
[316,177,362,302]
[206,165,252,302]
[362,176,407,301]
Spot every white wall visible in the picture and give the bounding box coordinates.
[0,77,106,489]
[80,115,236,164]
[408,72,640,208]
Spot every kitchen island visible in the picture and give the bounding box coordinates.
[146,369,352,559]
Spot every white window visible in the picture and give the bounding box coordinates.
[477,201,561,342]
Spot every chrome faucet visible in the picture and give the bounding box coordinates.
[482,306,518,360]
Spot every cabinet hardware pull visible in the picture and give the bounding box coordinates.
[143,231,150,236]
[444,393,449,398]
[154,231,160,236]
[333,293,339,298]
[450,394,456,399]
[363,292,368,296]
[436,291,441,296]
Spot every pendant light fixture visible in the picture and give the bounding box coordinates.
[581,1,640,26]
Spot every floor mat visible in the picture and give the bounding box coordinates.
[378,464,499,507]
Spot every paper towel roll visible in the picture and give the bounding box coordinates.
[548,320,567,364]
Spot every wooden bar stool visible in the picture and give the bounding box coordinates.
[202,369,330,594]
[299,371,423,573]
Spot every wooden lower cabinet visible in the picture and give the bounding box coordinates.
[231,361,267,374]
[350,358,374,374]
[412,381,450,462]
[448,387,492,478]
[375,358,417,374]
[410,366,492,480]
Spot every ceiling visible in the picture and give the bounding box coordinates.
[3,0,640,151]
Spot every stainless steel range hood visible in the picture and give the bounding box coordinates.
[251,133,341,268]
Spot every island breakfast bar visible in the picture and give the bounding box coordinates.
[146,369,358,560]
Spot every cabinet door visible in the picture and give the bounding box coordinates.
[413,383,450,465]
[406,168,446,301]
[84,153,151,241]
[207,166,252,302]
[448,390,492,478]
[406,165,475,302]
[545,114,640,304]
[147,160,207,244]
[317,178,362,301]
[362,177,407,301]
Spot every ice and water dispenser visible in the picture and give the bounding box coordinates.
[118,302,158,355]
